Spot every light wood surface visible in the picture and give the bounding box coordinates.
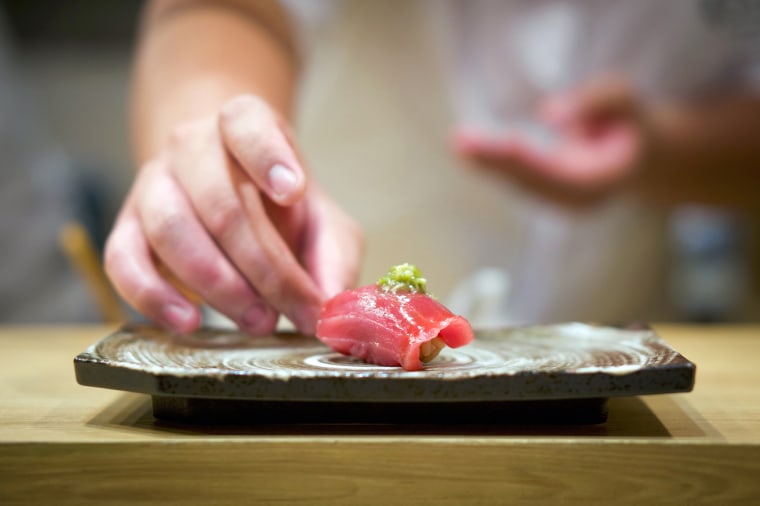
[1,324,759,504]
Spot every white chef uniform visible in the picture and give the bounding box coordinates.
[282,0,758,325]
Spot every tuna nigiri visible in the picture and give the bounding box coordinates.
[316,264,474,370]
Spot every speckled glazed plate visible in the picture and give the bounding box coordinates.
[74,323,695,423]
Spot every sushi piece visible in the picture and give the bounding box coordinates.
[316,264,474,370]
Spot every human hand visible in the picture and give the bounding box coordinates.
[105,95,363,336]
[453,77,654,207]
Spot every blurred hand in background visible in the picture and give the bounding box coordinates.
[453,75,760,210]
[453,77,647,207]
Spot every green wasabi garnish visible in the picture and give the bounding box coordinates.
[377,263,428,294]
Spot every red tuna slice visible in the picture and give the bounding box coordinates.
[316,285,474,371]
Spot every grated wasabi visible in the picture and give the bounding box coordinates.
[377,263,427,294]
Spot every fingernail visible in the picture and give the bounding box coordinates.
[161,303,196,333]
[268,163,298,199]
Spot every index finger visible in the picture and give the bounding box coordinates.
[219,94,306,206]
[169,117,325,334]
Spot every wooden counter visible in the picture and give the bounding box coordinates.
[1,325,758,504]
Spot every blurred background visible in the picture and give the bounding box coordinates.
[4,0,135,184]
[0,0,757,325]
[0,0,136,323]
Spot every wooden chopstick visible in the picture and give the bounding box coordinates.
[58,222,126,324]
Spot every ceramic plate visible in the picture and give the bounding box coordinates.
[75,323,694,411]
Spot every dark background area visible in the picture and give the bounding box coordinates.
[2,0,141,47]
[0,0,143,232]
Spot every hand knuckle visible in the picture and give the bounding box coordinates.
[219,96,272,146]
[179,256,249,307]
[168,123,196,147]
[185,258,225,291]
[204,199,243,238]
[103,238,123,280]
[168,119,213,149]
[256,266,283,300]
[143,210,185,249]
[220,94,265,122]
